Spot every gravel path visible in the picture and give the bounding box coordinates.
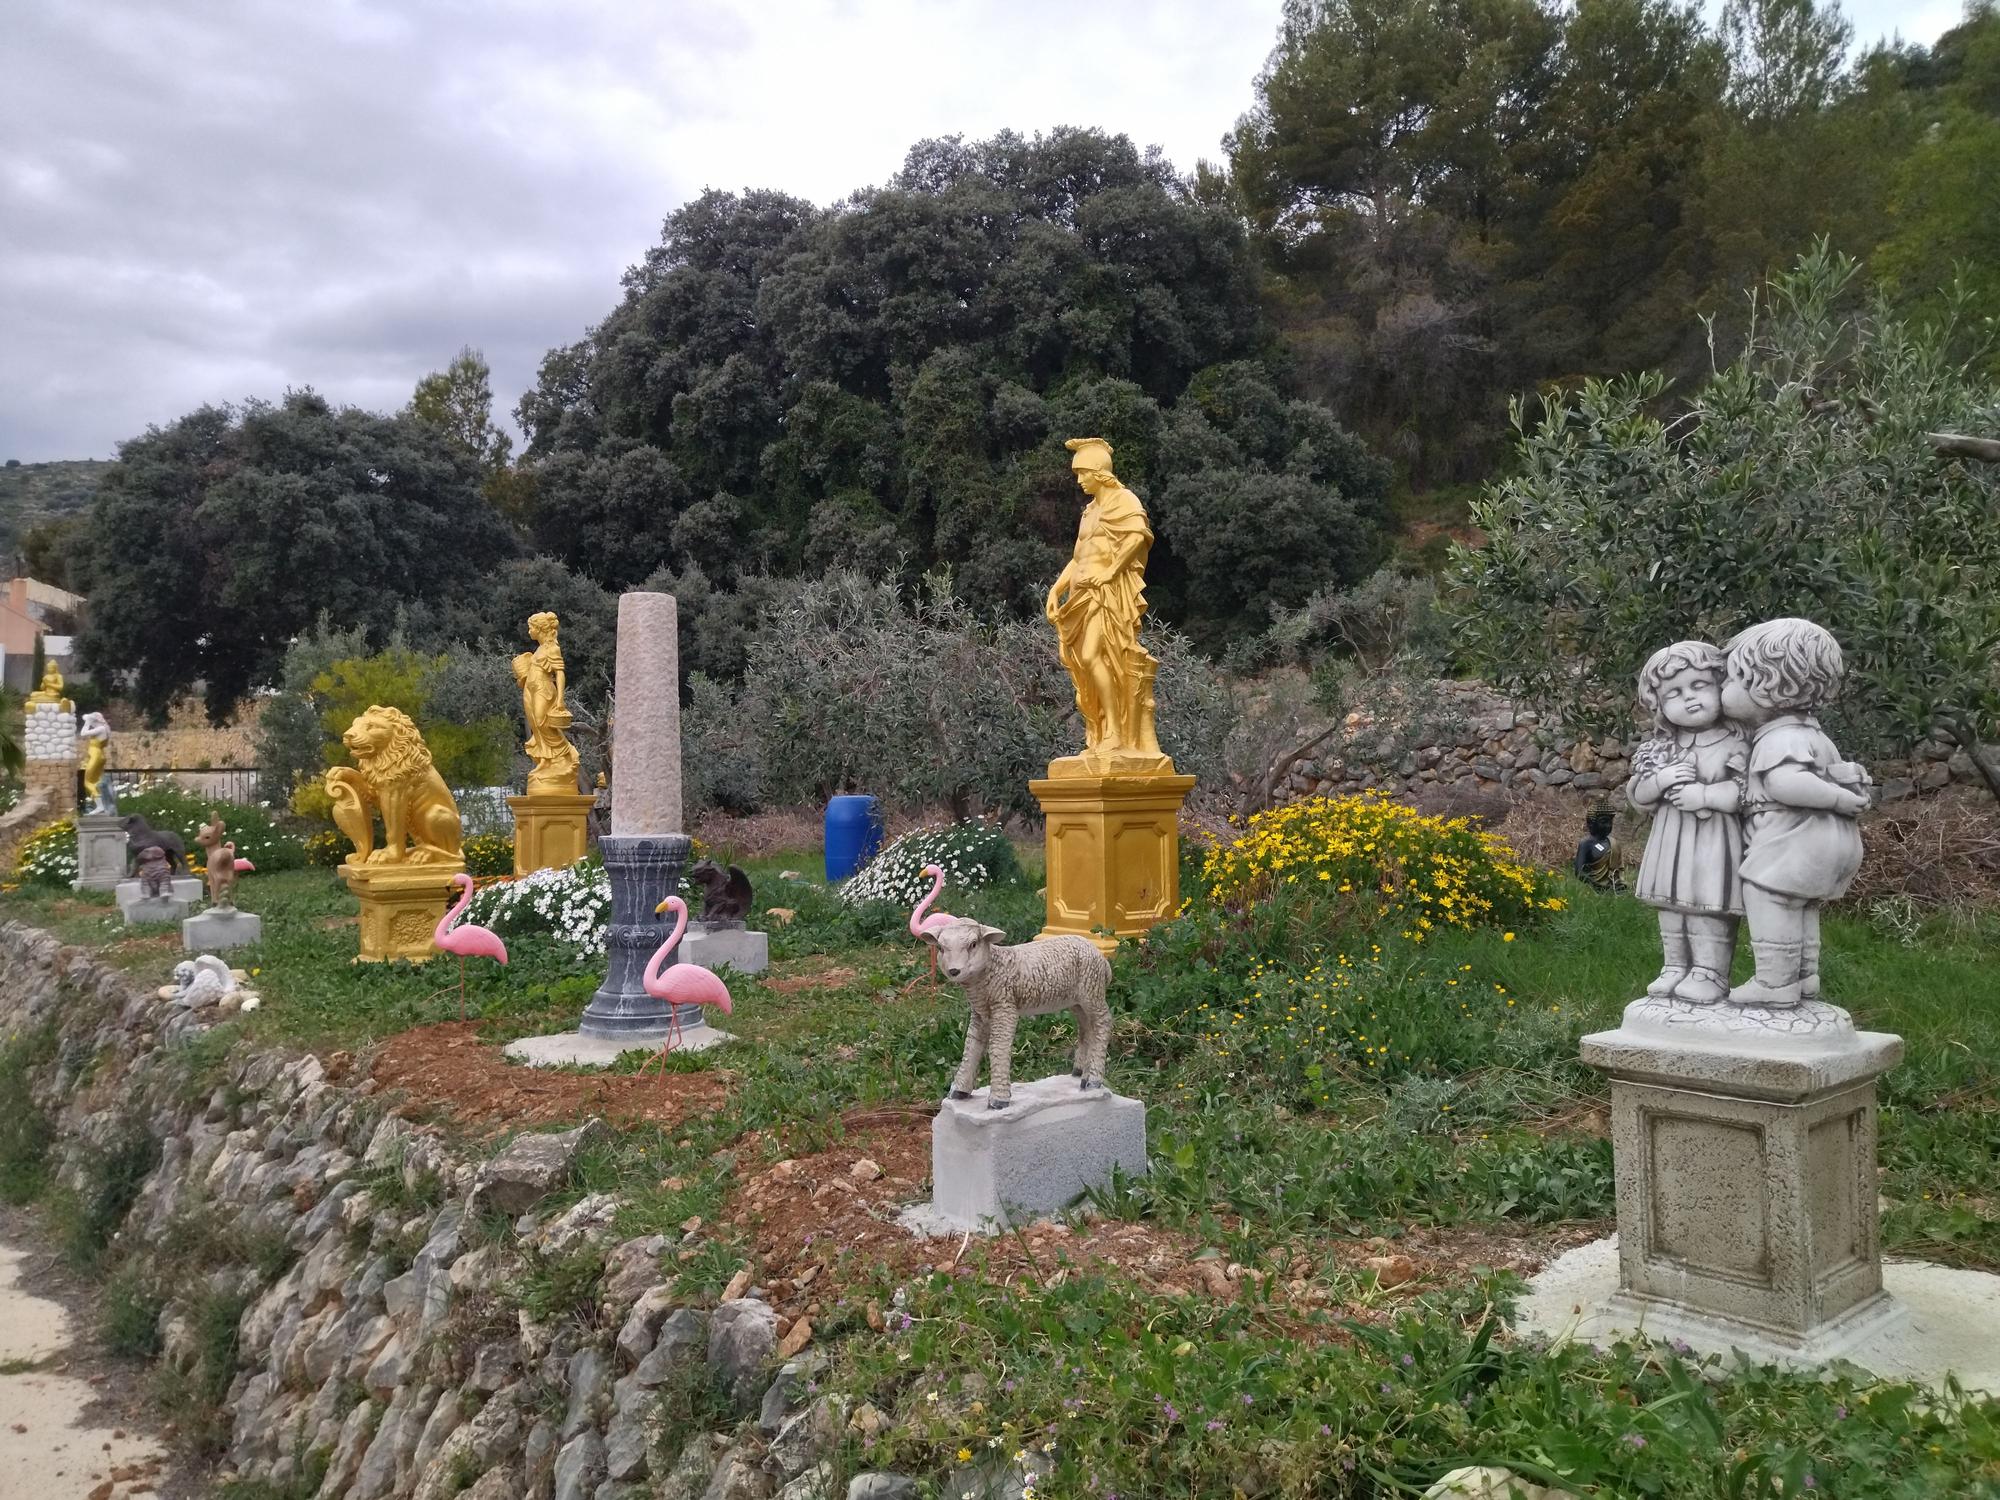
[0,1204,184,1499]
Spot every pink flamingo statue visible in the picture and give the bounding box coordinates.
[909,863,956,984]
[433,873,509,1020]
[642,896,734,1073]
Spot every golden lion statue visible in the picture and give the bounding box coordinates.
[325,706,464,866]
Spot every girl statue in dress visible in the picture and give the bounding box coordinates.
[1628,641,1748,1003]
[1721,618,1871,1007]
[514,611,581,794]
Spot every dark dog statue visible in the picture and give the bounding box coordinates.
[686,859,753,928]
[124,815,188,875]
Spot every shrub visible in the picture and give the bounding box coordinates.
[303,829,346,868]
[15,818,76,886]
[464,832,515,878]
[462,860,611,958]
[840,820,1020,910]
[0,1025,57,1202]
[0,779,20,814]
[1199,792,1562,938]
[118,783,308,873]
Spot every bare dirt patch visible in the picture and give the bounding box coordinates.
[715,1116,1608,1351]
[370,1022,733,1134]
[761,961,862,997]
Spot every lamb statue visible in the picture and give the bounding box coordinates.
[928,919,1113,1108]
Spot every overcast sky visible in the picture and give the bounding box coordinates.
[0,0,1967,464]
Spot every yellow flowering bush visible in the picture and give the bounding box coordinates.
[1200,792,1563,938]
[464,832,515,878]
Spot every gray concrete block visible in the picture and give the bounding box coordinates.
[679,925,768,975]
[183,908,264,951]
[116,877,202,910]
[122,895,190,925]
[928,1073,1145,1231]
[75,814,131,891]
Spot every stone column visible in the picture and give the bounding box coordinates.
[581,593,694,1038]
[22,700,78,820]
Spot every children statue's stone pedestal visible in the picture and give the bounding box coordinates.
[74,812,131,891]
[116,877,201,912]
[183,907,264,952]
[123,895,190,924]
[1030,770,1195,954]
[336,862,461,963]
[914,1074,1147,1233]
[678,924,769,975]
[507,792,597,876]
[1578,996,1905,1362]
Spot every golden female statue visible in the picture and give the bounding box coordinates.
[78,711,111,811]
[1044,437,1168,775]
[514,611,581,794]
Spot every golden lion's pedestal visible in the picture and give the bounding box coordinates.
[338,860,465,963]
[507,793,596,877]
[1031,764,1195,954]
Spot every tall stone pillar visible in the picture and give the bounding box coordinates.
[581,593,696,1038]
[22,698,78,820]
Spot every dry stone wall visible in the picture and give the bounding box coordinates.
[0,922,845,1500]
[1278,681,1986,809]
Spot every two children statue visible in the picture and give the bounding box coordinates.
[1630,618,1871,1009]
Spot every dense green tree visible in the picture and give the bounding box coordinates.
[409,346,513,473]
[514,129,1372,640]
[75,391,516,720]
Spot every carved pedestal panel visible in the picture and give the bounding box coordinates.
[337,860,465,963]
[1029,770,1195,954]
[1582,996,1905,1360]
[507,792,597,877]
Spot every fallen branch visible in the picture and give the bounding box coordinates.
[1926,432,2000,463]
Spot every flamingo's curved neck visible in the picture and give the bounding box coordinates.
[435,876,473,945]
[910,866,945,935]
[644,898,690,989]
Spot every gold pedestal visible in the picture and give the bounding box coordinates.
[1030,768,1196,953]
[337,860,465,963]
[507,792,597,876]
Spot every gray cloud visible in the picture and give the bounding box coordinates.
[0,0,1955,462]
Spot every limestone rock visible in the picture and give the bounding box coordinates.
[708,1297,779,1411]
[778,1465,837,1500]
[652,1433,729,1500]
[636,1306,710,1386]
[465,1468,523,1500]
[846,1476,917,1500]
[553,1430,608,1500]
[758,1353,827,1437]
[602,1233,670,1315]
[533,1191,623,1256]
[616,1283,678,1365]
[563,1345,614,1439]
[701,1446,776,1500]
[1423,1467,1578,1500]
[768,1395,847,1480]
[472,1121,606,1216]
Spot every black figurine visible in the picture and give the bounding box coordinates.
[1574,809,1624,892]
[686,858,753,928]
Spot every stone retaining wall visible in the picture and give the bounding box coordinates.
[0,922,838,1500]
[1278,681,1987,809]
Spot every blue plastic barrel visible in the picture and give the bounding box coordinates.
[824,795,884,882]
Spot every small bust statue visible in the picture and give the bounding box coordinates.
[77,711,111,811]
[25,660,68,709]
[1044,437,1170,776]
[1721,618,1871,1007]
[515,611,583,795]
[135,844,173,899]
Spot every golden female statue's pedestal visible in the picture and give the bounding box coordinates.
[507,792,597,876]
[1031,437,1193,952]
[1032,766,1195,954]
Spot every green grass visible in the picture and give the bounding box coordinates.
[6,845,2000,1495]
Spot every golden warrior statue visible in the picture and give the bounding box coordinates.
[1044,437,1168,775]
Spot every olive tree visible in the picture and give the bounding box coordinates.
[1448,249,2000,800]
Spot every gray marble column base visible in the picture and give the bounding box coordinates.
[580,833,699,1038]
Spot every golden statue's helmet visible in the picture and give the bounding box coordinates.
[1065,436,1114,473]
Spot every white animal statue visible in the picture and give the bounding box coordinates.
[927,919,1113,1108]
[156,956,260,1013]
